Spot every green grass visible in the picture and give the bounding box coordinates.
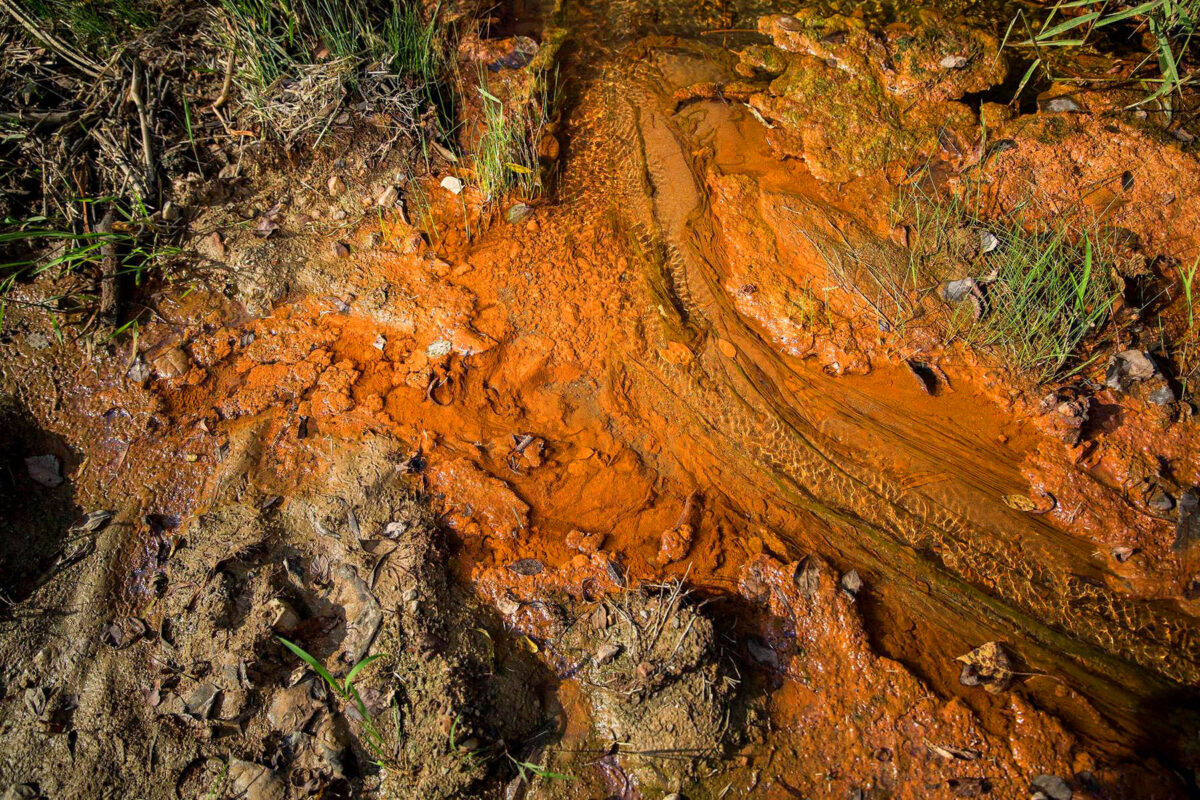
[277,636,396,768]
[899,187,1119,384]
[0,208,179,328]
[1179,254,1198,329]
[472,71,555,202]
[507,753,574,783]
[25,0,156,52]
[218,0,449,90]
[1004,0,1199,112]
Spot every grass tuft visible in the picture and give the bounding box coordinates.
[1006,0,1199,112]
[277,636,396,769]
[472,69,556,202]
[899,184,1120,384]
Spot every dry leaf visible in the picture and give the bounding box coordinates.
[956,641,1013,694]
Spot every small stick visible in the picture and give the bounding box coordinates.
[213,47,236,111]
[129,60,156,201]
[98,206,119,326]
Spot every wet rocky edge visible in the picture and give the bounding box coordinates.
[652,10,1199,610]
[0,420,1182,798]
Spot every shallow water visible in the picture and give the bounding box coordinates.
[525,0,1200,756]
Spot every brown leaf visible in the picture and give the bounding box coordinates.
[956,641,1013,694]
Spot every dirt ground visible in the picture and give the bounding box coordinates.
[3,0,1200,798]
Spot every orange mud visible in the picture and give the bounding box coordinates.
[14,3,1200,795]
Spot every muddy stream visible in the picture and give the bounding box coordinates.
[3,0,1200,795]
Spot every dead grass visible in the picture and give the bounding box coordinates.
[0,0,462,329]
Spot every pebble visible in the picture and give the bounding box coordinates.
[328,175,346,196]
[440,176,464,195]
[24,454,63,488]
[1030,774,1073,800]
[1147,488,1174,513]
[1040,95,1083,113]
[331,241,350,258]
[595,643,622,665]
[506,203,532,223]
[227,759,286,800]
[1147,383,1176,405]
[377,185,399,207]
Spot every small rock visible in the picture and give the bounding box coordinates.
[1174,489,1200,551]
[203,231,226,260]
[1147,382,1176,405]
[979,230,999,254]
[1030,774,1072,800]
[594,643,622,665]
[506,203,533,224]
[1174,128,1196,144]
[227,759,286,800]
[939,54,969,69]
[746,637,780,668]
[426,339,453,358]
[1105,349,1157,391]
[184,683,220,719]
[940,277,978,303]
[267,681,320,731]
[656,523,694,565]
[495,594,520,616]
[24,454,63,488]
[267,598,301,633]
[1147,487,1174,514]
[127,359,152,383]
[377,185,398,207]
[566,528,605,554]
[160,201,181,222]
[840,569,863,596]
[328,175,347,196]
[331,241,350,258]
[1039,95,1083,113]
[440,176,464,195]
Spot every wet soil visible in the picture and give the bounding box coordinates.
[2,0,1200,797]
